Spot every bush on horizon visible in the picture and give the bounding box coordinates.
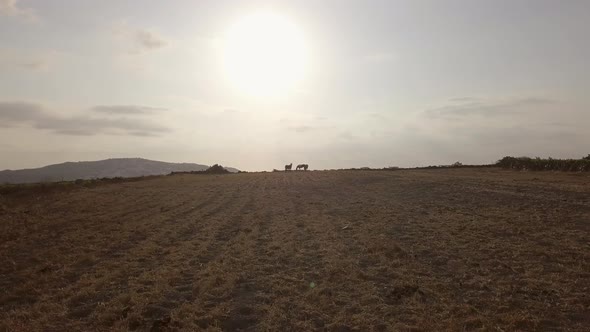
[497,156,590,172]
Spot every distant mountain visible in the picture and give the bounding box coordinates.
[0,158,239,184]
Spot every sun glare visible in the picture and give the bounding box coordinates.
[223,11,307,97]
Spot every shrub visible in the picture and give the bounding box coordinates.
[497,156,590,172]
[203,164,230,174]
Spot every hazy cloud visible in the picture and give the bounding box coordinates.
[463,125,581,145]
[339,131,356,140]
[135,30,167,49]
[54,129,96,136]
[366,112,389,121]
[222,109,240,114]
[0,101,43,121]
[0,101,170,136]
[15,59,48,70]
[113,22,168,53]
[289,125,314,133]
[128,131,161,137]
[448,97,479,103]
[0,0,35,20]
[0,49,57,71]
[425,97,559,119]
[92,105,166,115]
[400,96,590,165]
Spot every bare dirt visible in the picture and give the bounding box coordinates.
[1,169,589,331]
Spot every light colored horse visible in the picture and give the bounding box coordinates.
[296,164,308,171]
[285,163,293,171]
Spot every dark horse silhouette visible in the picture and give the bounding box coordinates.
[296,164,308,171]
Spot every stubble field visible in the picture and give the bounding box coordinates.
[1,169,589,331]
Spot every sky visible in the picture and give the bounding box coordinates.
[1,0,589,171]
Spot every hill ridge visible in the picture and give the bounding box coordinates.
[0,158,238,184]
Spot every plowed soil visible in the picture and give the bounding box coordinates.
[1,169,589,331]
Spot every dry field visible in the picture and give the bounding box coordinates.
[1,169,589,331]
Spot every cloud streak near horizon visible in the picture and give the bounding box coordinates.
[424,97,559,120]
[0,101,171,136]
[92,105,166,115]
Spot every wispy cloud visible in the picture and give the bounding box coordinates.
[0,101,171,136]
[113,22,168,54]
[0,101,43,124]
[135,30,167,49]
[128,131,161,137]
[338,131,356,140]
[0,49,57,71]
[0,0,36,21]
[92,105,166,115]
[222,109,240,114]
[288,125,315,133]
[425,97,558,119]
[400,95,590,164]
[448,97,480,103]
[14,59,49,70]
[54,129,96,136]
[366,112,389,121]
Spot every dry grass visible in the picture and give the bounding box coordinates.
[1,169,589,331]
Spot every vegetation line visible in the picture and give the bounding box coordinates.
[497,155,590,172]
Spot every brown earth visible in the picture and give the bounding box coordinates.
[1,169,589,331]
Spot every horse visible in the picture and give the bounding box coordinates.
[296,164,308,171]
[285,163,293,171]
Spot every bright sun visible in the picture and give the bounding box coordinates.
[223,11,307,97]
